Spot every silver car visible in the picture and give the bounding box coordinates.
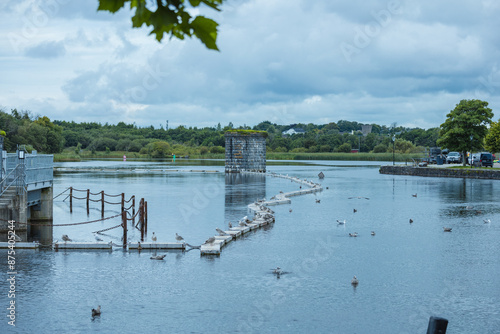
[446,152,462,164]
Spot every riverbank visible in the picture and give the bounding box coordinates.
[380,165,500,179]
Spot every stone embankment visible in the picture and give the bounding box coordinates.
[380,165,500,179]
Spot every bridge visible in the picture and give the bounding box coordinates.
[0,138,54,242]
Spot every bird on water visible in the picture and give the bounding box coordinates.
[91,305,101,317]
[351,276,359,286]
[443,227,452,232]
[409,219,414,224]
[150,254,166,260]
[228,221,233,228]
[62,234,71,242]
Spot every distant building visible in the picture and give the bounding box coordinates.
[361,124,372,136]
[282,128,306,136]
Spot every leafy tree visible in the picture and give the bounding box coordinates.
[438,99,494,165]
[336,142,352,153]
[485,120,500,154]
[97,0,223,50]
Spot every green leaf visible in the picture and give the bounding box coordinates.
[191,16,219,51]
[97,0,127,13]
[131,1,152,27]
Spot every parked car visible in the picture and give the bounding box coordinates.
[468,152,493,167]
[446,152,462,164]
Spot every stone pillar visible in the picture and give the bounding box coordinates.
[225,131,267,173]
[29,186,53,244]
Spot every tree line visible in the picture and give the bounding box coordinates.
[1,99,498,158]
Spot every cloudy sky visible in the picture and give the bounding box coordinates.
[1,0,500,130]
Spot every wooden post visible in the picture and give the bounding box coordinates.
[101,191,105,217]
[122,211,127,249]
[69,187,73,213]
[121,193,125,218]
[145,200,148,235]
[86,189,90,215]
[426,316,448,334]
[140,199,144,242]
[132,196,135,226]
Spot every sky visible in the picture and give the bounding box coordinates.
[1,0,500,130]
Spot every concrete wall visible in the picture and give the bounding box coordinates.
[380,165,500,179]
[225,132,266,173]
[29,186,53,244]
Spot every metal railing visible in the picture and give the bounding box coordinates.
[2,153,53,196]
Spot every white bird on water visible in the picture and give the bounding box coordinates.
[337,219,346,225]
[150,254,166,260]
[351,276,359,286]
[484,219,491,224]
[443,227,452,232]
[91,305,101,317]
[62,234,72,242]
[175,233,184,242]
[151,232,157,243]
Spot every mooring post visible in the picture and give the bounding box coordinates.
[145,200,148,235]
[86,189,90,215]
[69,187,73,213]
[132,196,135,226]
[122,211,127,249]
[121,193,125,217]
[140,198,144,242]
[426,316,448,334]
[101,191,105,217]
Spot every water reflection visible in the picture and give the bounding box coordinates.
[224,173,266,224]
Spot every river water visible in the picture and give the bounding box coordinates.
[1,160,499,333]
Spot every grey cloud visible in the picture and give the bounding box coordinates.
[24,40,66,58]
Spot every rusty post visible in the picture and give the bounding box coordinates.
[132,196,135,226]
[86,189,90,215]
[121,193,125,218]
[145,200,148,235]
[101,191,105,217]
[122,211,127,249]
[69,187,73,213]
[140,199,144,242]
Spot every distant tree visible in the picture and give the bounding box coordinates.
[438,99,494,166]
[97,0,223,50]
[485,120,500,154]
[336,142,352,153]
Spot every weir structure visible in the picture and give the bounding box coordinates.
[0,137,54,243]
[224,130,267,173]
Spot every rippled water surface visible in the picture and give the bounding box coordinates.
[2,160,500,333]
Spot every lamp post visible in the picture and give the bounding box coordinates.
[392,135,396,165]
[470,134,473,169]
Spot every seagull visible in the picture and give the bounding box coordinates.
[272,267,283,278]
[351,276,359,286]
[412,193,417,197]
[289,208,293,213]
[94,234,103,242]
[151,232,157,243]
[353,209,357,213]
[484,219,491,224]
[10,232,22,242]
[349,232,358,237]
[62,234,71,242]
[150,254,166,260]
[91,305,101,317]
[466,205,474,210]
[205,237,216,244]
[239,220,247,227]
[175,233,184,242]
[216,228,228,236]
[443,227,452,232]
[337,219,346,225]
[371,231,376,236]
[315,199,321,203]
[409,219,414,224]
